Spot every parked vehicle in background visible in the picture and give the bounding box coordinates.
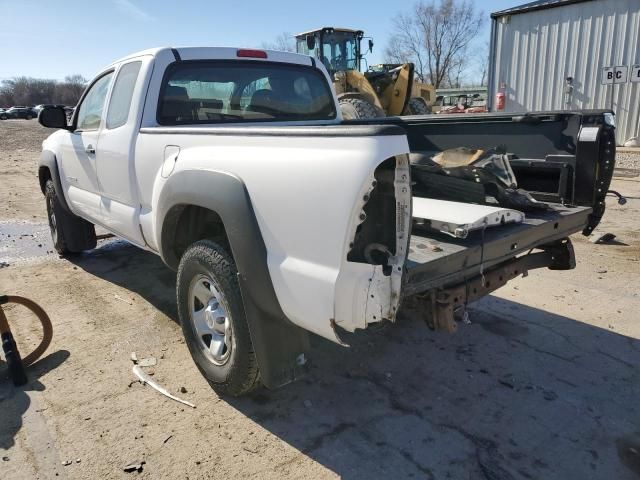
[34,104,66,114]
[0,106,38,120]
[437,98,487,114]
[63,106,75,122]
[37,46,616,396]
[433,87,487,114]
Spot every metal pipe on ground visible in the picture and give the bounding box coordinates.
[0,295,53,386]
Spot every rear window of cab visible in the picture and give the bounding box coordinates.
[157,61,337,125]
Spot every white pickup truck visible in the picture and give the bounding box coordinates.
[37,47,616,395]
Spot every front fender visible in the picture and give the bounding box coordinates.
[38,150,71,212]
[156,169,309,389]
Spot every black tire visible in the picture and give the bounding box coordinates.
[403,98,431,115]
[339,97,385,120]
[25,114,33,120]
[0,114,7,120]
[44,179,96,255]
[177,240,260,396]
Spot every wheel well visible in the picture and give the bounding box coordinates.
[162,205,230,268]
[38,166,52,194]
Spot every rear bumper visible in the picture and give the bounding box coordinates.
[404,203,591,296]
[414,242,575,332]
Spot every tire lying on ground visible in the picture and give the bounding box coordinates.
[339,97,385,120]
[403,98,431,115]
[44,179,96,255]
[176,240,261,396]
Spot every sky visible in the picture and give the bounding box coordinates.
[0,0,523,82]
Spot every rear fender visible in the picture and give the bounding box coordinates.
[156,169,310,389]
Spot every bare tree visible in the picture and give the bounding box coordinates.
[385,12,429,82]
[57,75,87,105]
[261,32,295,52]
[477,41,490,86]
[451,58,465,88]
[385,0,484,88]
[0,74,87,107]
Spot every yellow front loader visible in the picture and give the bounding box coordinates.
[295,27,434,119]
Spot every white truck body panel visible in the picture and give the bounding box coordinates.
[134,130,409,340]
[42,46,411,343]
[94,55,155,244]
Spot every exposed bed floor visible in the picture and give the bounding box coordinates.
[405,203,592,294]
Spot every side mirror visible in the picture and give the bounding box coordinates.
[39,106,69,129]
[368,39,374,53]
[306,35,316,50]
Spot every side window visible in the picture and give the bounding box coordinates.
[106,61,142,129]
[76,72,113,131]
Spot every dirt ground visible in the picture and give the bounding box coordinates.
[1,119,639,479]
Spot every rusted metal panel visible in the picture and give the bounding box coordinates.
[415,240,575,332]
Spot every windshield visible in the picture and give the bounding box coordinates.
[157,61,336,125]
[320,32,359,73]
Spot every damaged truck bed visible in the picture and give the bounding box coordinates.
[405,204,590,295]
[405,204,589,332]
[379,110,615,332]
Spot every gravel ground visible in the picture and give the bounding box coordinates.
[1,120,639,479]
[616,150,640,170]
[0,119,50,152]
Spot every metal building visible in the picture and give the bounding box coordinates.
[487,0,640,145]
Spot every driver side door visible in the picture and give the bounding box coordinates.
[59,71,114,222]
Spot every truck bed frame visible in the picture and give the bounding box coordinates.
[404,203,591,296]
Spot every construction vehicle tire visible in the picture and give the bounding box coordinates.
[339,98,385,120]
[403,98,431,115]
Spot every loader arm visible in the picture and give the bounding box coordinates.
[365,64,415,116]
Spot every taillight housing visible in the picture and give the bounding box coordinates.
[348,156,412,275]
[237,49,268,59]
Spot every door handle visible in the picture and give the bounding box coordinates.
[85,145,95,154]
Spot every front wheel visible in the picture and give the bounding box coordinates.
[44,179,96,254]
[177,240,260,396]
[339,97,385,120]
[25,114,33,120]
[403,98,431,115]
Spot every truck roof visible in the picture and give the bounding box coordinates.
[107,46,315,69]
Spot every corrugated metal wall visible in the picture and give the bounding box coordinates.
[488,0,640,145]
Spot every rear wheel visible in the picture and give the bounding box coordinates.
[44,180,96,255]
[25,114,33,120]
[339,97,385,120]
[403,98,431,115]
[177,240,260,396]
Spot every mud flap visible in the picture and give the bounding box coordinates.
[238,275,310,389]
